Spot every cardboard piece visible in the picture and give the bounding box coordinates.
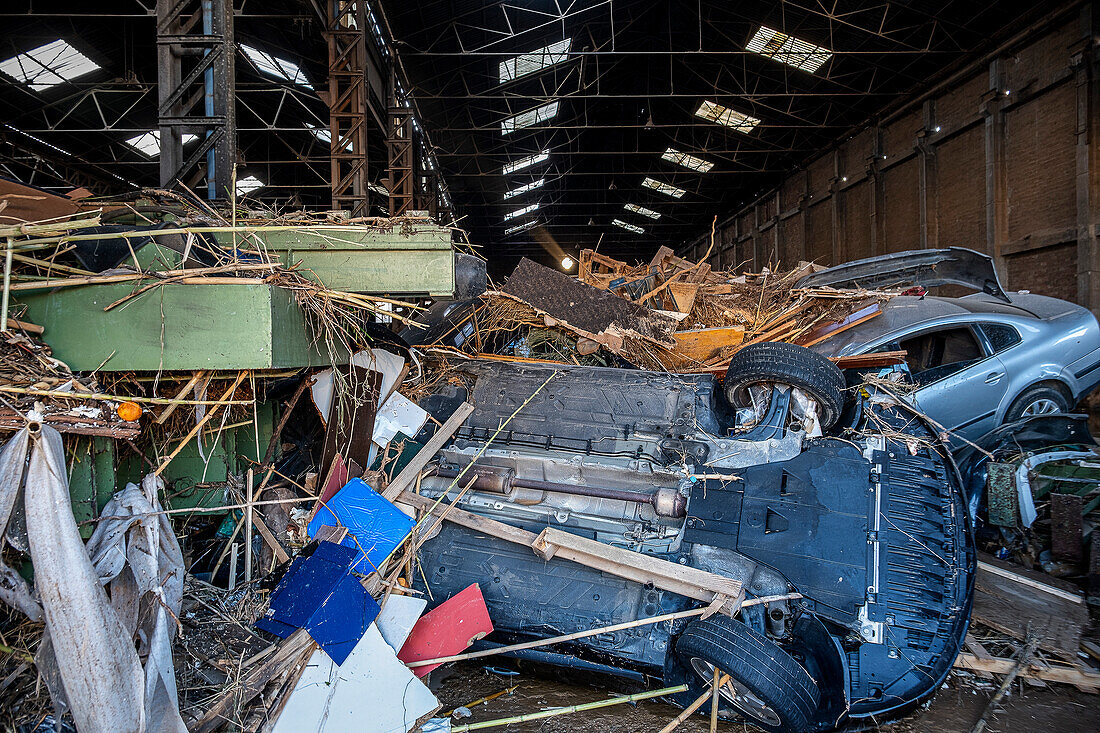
[373,391,429,449]
[398,584,493,677]
[376,594,428,653]
[271,624,439,733]
[307,478,414,573]
[256,541,380,665]
[310,348,405,426]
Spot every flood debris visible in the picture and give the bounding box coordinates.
[0,215,1097,733]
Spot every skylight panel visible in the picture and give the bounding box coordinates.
[503,150,550,174]
[235,175,264,196]
[124,131,198,157]
[306,123,353,152]
[612,219,645,234]
[503,178,546,200]
[501,102,559,134]
[504,202,540,221]
[662,147,714,173]
[504,219,540,235]
[641,177,686,199]
[499,39,572,83]
[624,203,661,220]
[0,39,99,91]
[695,101,761,132]
[240,43,312,89]
[747,26,832,73]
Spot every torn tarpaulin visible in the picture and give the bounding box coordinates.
[0,426,188,733]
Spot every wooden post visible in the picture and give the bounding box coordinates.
[1,237,13,332]
[244,467,254,582]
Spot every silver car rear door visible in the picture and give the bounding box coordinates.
[897,324,1010,443]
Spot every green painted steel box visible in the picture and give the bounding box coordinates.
[210,223,455,296]
[16,281,348,371]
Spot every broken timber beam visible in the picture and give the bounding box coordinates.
[381,402,474,502]
[953,653,1100,692]
[399,491,744,615]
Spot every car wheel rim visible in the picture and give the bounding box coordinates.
[688,657,782,727]
[1021,398,1061,416]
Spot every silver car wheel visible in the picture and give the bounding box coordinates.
[1021,398,1061,416]
[688,657,783,727]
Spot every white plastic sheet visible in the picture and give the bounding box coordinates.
[24,425,146,733]
[0,426,188,733]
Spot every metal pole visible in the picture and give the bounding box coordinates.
[1,237,13,331]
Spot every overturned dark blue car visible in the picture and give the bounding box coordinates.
[412,343,974,732]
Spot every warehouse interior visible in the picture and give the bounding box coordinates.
[1,2,1100,732]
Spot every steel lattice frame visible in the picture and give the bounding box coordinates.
[156,0,236,199]
[325,0,370,216]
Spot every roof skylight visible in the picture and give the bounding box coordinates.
[503,150,550,174]
[504,219,540,235]
[612,219,645,234]
[235,175,264,196]
[124,131,198,157]
[641,177,686,198]
[662,147,714,173]
[695,101,761,132]
[240,43,312,89]
[503,178,546,200]
[504,202,540,221]
[306,123,353,152]
[499,39,572,83]
[501,102,559,134]
[0,39,100,91]
[624,203,661,220]
[747,26,832,73]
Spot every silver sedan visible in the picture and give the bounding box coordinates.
[801,249,1100,444]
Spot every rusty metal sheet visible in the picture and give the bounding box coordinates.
[1050,492,1083,563]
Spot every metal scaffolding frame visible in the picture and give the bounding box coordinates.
[325,0,371,217]
[156,0,236,199]
[387,72,415,216]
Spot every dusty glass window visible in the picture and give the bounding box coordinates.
[980,323,1022,353]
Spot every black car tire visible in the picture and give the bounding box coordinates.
[671,615,820,733]
[1003,383,1072,423]
[724,342,846,429]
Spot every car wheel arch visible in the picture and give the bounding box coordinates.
[1000,379,1074,423]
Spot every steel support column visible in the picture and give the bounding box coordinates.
[325,0,370,216]
[156,0,236,199]
[387,72,415,217]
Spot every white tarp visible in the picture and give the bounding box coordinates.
[0,425,188,733]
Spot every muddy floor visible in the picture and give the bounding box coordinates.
[429,662,1100,732]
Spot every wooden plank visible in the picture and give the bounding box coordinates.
[672,326,745,364]
[794,303,881,348]
[381,403,474,501]
[667,281,700,314]
[399,492,743,615]
[953,653,1100,691]
[974,554,1088,662]
[533,527,744,610]
[829,350,907,369]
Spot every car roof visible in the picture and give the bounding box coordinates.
[812,293,1045,357]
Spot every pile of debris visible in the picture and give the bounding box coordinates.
[422,246,895,373]
[0,191,1098,733]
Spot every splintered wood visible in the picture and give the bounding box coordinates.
[435,249,895,373]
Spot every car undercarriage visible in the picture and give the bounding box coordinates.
[412,347,974,732]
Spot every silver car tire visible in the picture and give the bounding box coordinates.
[1003,384,1071,423]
